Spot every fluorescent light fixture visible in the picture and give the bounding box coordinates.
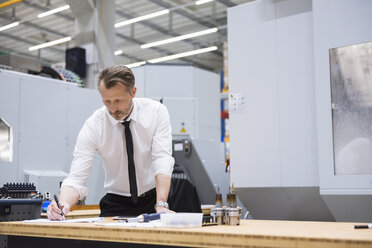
[195,0,214,5]
[148,46,218,64]
[0,21,19,32]
[125,61,146,68]
[114,50,123,56]
[141,28,218,49]
[37,5,70,18]
[28,36,71,51]
[115,9,170,28]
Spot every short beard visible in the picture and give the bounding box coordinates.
[110,100,133,120]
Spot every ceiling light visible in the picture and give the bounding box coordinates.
[37,5,70,18]
[115,9,170,28]
[0,22,19,32]
[125,61,146,68]
[114,50,123,56]
[148,46,218,64]
[195,0,214,5]
[28,36,71,51]
[141,28,218,49]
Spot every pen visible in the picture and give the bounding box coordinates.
[53,194,65,220]
[354,224,372,229]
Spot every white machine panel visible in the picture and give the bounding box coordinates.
[313,0,372,192]
[193,68,220,141]
[0,71,21,182]
[131,66,145,98]
[67,86,102,142]
[24,170,68,199]
[144,65,193,98]
[229,0,318,188]
[163,98,195,120]
[228,0,281,187]
[18,139,67,172]
[163,98,196,137]
[19,76,68,140]
[275,0,317,186]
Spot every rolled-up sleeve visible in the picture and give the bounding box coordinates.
[151,104,175,176]
[61,119,99,200]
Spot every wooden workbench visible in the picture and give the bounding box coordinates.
[0,219,371,248]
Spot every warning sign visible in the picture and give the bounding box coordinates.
[180,122,187,133]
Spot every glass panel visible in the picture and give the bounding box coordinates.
[0,117,13,162]
[330,41,372,175]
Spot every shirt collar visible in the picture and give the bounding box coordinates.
[106,99,138,126]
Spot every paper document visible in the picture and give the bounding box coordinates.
[95,221,162,228]
[23,217,103,223]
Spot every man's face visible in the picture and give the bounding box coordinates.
[99,80,137,120]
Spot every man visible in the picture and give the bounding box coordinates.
[47,65,174,220]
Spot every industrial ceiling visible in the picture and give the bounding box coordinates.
[0,0,252,73]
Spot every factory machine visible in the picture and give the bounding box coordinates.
[0,183,43,220]
[228,0,372,222]
[0,183,43,248]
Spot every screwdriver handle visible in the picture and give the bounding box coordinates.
[142,213,161,222]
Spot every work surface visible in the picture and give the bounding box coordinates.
[0,219,371,248]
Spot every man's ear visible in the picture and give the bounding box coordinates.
[132,87,137,98]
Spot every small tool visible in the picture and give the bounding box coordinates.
[354,224,372,229]
[123,213,162,223]
[53,194,65,220]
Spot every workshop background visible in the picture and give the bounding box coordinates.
[1,0,372,224]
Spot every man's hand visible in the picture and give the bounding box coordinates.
[155,174,173,213]
[47,186,80,220]
[47,201,71,220]
[155,206,175,214]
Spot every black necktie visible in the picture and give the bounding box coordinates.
[122,120,138,204]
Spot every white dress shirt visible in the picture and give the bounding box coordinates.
[62,97,175,199]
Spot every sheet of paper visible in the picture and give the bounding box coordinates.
[23,217,103,223]
[95,221,163,228]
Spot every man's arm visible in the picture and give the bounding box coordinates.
[47,117,99,220]
[151,104,175,213]
[46,186,80,220]
[155,174,174,213]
